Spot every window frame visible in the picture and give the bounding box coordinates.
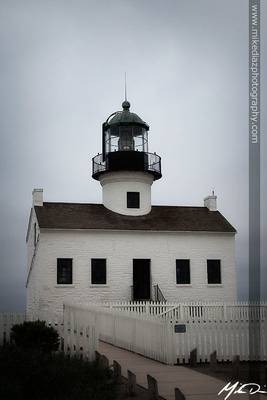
[57,258,73,285]
[207,259,222,284]
[91,258,107,285]
[176,259,191,285]
[127,192,140,209]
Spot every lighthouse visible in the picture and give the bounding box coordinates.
[92,100,162,216]
[26,97,237,319]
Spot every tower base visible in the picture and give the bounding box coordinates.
[99,171,154,216]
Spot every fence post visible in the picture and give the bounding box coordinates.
[232,355,240,379]
[113,314,116,345]
[113,360,122,382]
[147,374,159,399]
[99,354,109,369]
[175,387,186,400]
[189,348,197,367]
[180,304,184,320]
[165,320,175,365]
[95,350,101,364]
[210,350,217,371]
[223,304,227,320]
[127,370,137,396]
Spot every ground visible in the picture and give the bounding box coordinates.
[187,361,267,391]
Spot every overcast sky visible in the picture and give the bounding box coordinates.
[0,0,266,311]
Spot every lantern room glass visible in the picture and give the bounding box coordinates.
[104,126,148,154]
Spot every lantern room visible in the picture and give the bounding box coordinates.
[103,100,148,155]
[92,101,162,181]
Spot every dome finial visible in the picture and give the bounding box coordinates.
[122,100,130,110]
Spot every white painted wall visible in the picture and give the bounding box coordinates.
[99,171,154,215]
[26,226,237,320]
[26,208,41,320]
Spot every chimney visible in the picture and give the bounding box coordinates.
[204,190,217,211]
[32,188,43,207]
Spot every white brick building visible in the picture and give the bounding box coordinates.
[26,100,237,320]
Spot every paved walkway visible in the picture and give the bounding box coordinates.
[99,341,265,400]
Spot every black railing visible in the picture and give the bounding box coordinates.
[92,151,161,180]
[153,284,166,303]
[92,154,106,175]
[130,284,166,302]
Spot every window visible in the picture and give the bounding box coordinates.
[57,258,73,284]
[127,192,140,208]
[207,259,221,284]
[91,259,106,284]
[176,259,190,284]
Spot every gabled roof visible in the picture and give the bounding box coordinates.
[34,202,236,233]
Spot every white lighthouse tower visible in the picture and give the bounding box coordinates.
[92,100,162,216]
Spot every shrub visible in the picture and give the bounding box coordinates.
[11,320,59,353]
[0,345,116,400]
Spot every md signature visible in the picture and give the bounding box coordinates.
[218,381,267,399]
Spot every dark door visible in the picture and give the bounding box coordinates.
[133,259,151,301]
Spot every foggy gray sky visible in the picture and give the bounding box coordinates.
[0,0,266,311]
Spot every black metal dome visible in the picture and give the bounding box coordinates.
[106,101,149,129]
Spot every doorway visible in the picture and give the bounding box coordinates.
[133,259,151,301]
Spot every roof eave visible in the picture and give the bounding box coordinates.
[38,227,236,234]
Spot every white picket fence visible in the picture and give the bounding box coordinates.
[62,303,99,360]
[96,301,267,363]
[103,300,267,321]
[1,301,267,364]
[172,319,266,363]
[0,307,98,361]
[96,304,173,364]
[0,313,26,344]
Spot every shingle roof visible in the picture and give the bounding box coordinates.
[34,203,236,233]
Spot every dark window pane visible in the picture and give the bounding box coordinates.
[176,260,190,284]
[207,259,221,284]
[127,192,140,208]
[57,258,72,284]
[91,259,106,284]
